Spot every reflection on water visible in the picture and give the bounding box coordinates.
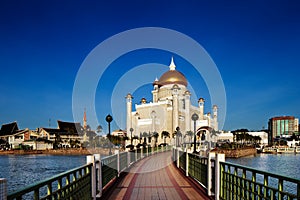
[0,155,85,193]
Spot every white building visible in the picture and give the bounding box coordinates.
[126,57,218,146]
[247,131,269,145]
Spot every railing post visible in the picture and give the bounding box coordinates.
[215,153,225,200]
[176,148,180,168]
[208,152,215,196]
[87,155,96,200]
[146,146,149,157]
[141,147,143,158]
[94,154,102,197]
[115,150,120,177]
[127,151,131,167]
[185,148,189,176]
[0,178,7,200]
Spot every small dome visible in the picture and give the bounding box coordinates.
[141,98,147,104]
[157,57,187,87]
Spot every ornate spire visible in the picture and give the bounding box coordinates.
[83,108,87,129]
[169,56,176,71]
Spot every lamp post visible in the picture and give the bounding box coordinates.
[130,127,134,147]
[105,114,113,155]
[192,113,199,154]
[176,126,180,147]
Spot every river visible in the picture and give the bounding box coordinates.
[0,154,86,194]
[1,153,300,195]
[226,153,300,180]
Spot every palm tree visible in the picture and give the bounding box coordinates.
[186,131,193,143]
[152,132,159,147]
[174,128,182,147]
[161,131,170,144]
[96,125,102,135]
[142,132,148,145]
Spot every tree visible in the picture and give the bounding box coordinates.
[54,133,62,149]
[141,132,148,144]
[161,131,170,144]
[86,125,91,131]
[186,131,194,143]
[152,132,159,147]
[96,125,103,135]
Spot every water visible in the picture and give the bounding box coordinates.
[1,153,300,196]
[227,153,300,197]
[0,154,86,194]
[227,153,300,180]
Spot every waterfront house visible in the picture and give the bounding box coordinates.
[39,120,85,148]
[22,138,53,150]
[0,122,38,149]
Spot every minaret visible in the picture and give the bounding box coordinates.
[198,98,205,120]
[184,90,191,132]
[83,108,87,130]
[126,93,133,135]
[172,84,180,132]
[134,112,140,137]
[152,78,159,103]
[213,105,218,131]
[207,112,211,127]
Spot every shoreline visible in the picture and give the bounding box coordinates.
[212,147,257,158]
[0,148,113,156]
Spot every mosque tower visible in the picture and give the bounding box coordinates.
[198,98,205,120]
[213,105,218,131]
[126,93,133,136]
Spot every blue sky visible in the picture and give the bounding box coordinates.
[0,0,300,132]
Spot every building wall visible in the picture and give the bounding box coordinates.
[268,116,299,144]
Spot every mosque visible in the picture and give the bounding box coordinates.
[126,57,218,146]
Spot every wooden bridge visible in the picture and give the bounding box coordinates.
[3,146,300,200]
[102,151,210,200]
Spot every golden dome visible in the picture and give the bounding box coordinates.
[155,57,188,87]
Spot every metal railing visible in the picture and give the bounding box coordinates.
[219,161,300,200]
[188,153,208,188]
[4,146,172,200]
[7,163,92,200]
[101,154,118,188]
[175,148,218,196]
[173,147,300,200]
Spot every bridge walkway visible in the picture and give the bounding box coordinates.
[102,151,211,200]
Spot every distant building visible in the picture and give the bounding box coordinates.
[111,129,127,137]
[216,131,233,143]
[0,122,38,149]
[126,57,218,146]
[39,120,85,148]
[268,116,299,144]
[247,131,268,145]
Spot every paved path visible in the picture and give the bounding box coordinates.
[105,151,210,200]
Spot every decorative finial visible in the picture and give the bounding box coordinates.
[169,56,176,70]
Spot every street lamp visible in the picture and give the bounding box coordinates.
[192,113,199,154]
[130,128,134,146]
[105,114,113,155]
[176,126,180,147]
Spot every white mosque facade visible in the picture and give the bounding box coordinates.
[126,58,218,146]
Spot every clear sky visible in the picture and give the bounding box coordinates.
[1,0,300,132]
